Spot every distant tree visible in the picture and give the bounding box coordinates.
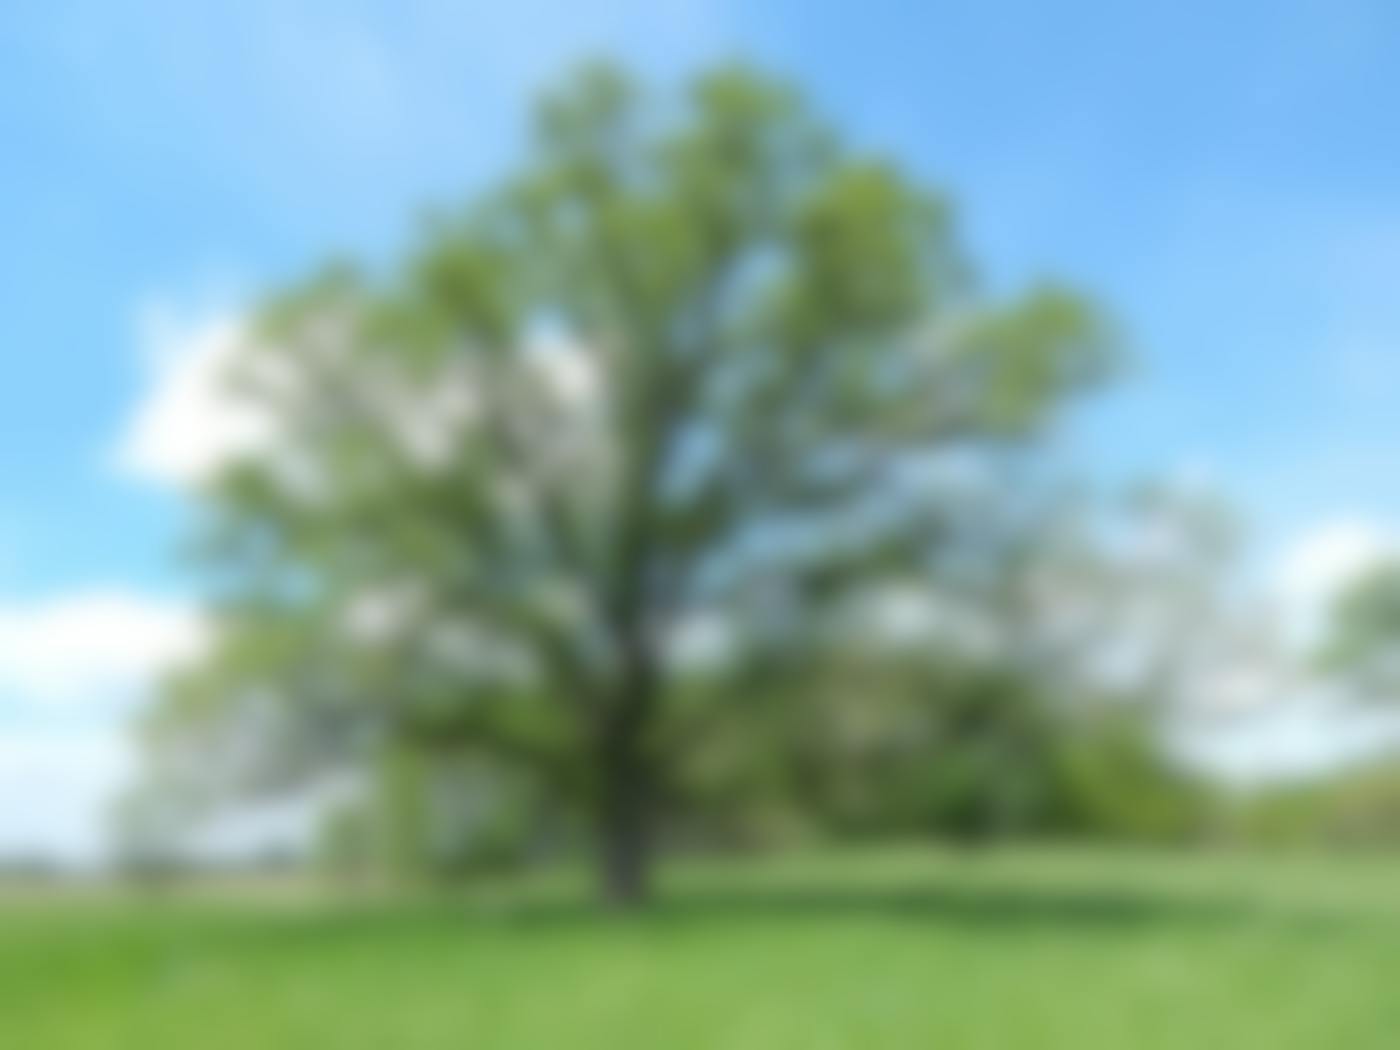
[696,484,1230,846]
[1226,568,1400,846]
[1241,759,1400,848]
[148,63,1114,906]
[1321,562,1400,700]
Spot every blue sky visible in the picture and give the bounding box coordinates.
[4,0,1400,594]
[3,0,1400,856]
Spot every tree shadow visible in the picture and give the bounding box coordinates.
[486,881,1357,938]
[150,863,1367,948]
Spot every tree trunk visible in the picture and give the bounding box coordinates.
[599,764,650,908]
[596,666,655,909]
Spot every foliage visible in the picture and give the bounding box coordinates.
[1320,561,1400,700]
[145,61,1115,903]
[1240,759,1400,848]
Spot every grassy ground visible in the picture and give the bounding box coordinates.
[5,846,1400,1048]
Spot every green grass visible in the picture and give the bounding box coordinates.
[5,846,1400,1048]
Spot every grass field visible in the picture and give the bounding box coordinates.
[5,846,1400,1048]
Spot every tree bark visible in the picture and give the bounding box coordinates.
[596,657,656,909]
[598,754,650,908]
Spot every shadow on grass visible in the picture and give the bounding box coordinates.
[127,869,1364,951]
[480,882,1354,939]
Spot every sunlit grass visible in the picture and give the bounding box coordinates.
[5,846,1400,1048]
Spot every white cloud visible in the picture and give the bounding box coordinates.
[0,590,204,707]
[1271,518,1397,642]
[113,302,274,489]
[113,298,616,497]
[1166,517,1400,782]
[664,610,735,673]
[1178,698,1400,786]
[525,329,602,409]
[0,728,133,864]
[0,588,204,863]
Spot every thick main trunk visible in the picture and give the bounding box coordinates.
[595,664,656,909]
[599,765,650,908]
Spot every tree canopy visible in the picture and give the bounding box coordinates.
[147,62,1116,904]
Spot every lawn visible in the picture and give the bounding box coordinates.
[4,846,1400,1048]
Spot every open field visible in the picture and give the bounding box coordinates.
[5,847,1400,1048]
